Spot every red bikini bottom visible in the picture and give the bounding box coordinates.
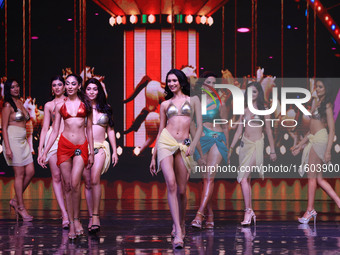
[57,133,88,166]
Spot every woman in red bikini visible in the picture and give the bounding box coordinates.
[38,74,94,240]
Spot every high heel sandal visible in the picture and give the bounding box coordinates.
[17,207,33,222]
[241,208,256,226]
[173,234,184,249]
[171,224,185,239]
[74,218,84,236]
[62,216,70,229]
[298,209,317,224]
[89,214,101,234]
[88,215,93,232]
[205,214,214,229]
[9,199,18,213]
[191,211,205,229]
[68,221,77,240]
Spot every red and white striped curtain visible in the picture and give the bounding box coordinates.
[124,28,199,147]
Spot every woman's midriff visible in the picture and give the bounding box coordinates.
[243,125,263,142]
[166,118,190,141]
[310,119,327,135]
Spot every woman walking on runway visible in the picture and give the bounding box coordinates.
[39,74,94,240]
[83,78,118,233]
[228,81,277,226]
[37,75,69,229]
[291,79,340,223]
[2,79,35,221]
[150,69,203,248]
[191,71,229,229]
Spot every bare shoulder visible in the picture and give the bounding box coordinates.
[44,101,54,111]
[3,102,11,108]
[326,102,333,109]
[160,100,170,109]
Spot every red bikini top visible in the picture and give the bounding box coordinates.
[60,99,87,120]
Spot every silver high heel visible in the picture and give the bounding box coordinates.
[298,209,317,224]
[241,208,256,226]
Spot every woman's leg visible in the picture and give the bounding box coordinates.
[82,165,93,229]
[49,155,68,220]
[174,151,189,233]
[196,144,221,222]
[71,156,86,234]
[12,166,29,217]
[91,149,106,229]
[240,151,256,223]
[59,160,74,236]
[13,162,35,204]
[161,156,183,240]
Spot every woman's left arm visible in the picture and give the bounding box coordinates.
[107,125,118,167]
[86,112,95,167]
[264,114,277,161]
[188,96,203,156]
[324,103,335,163]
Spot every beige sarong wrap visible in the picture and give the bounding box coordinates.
[3,125,33,166]
[299,128,328,177]
[237,134,264,183]
[94,141,111,175]
[157,128,195,173]
[44,127,60,162]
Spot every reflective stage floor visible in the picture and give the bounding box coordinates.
[1,199,340,254]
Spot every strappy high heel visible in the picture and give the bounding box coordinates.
[173,234,184,249]
[62,216,70,229]
[241,208,256,226]
[17,206,33,222]
[89,214,100,234]
[191,211,205,229]
[298,209,317,224]
[74,218,84,236]
[205,214,214,229]
[88,215,93,232]
[9,199,18,213]
[68,221,77,240]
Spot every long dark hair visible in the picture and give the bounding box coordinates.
[244,82,265,110]
[316,79,333,120]
[65,74,92,115]
[84,78,114,127]
[244,82,266,121]
[164,69,190,100]
[194,71,218,96]
[3,79,19,112]
[50,75,65,99]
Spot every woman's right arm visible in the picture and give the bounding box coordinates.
[228,115,244,162]
[38,102,52,157]
[150,101,167,175]
[38,105,62,167]
[1,103,13,160]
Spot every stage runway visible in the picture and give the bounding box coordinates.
[1,199,340,254]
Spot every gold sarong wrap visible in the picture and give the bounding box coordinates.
[94,141,111,175]
[3,125,33,166]
[299,128,328,177]
[44,127,60,162]
[157,128,195,173]
[237,134,264,183]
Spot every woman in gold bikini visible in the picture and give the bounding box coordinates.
[150,69,202,249]
[83,78,118,234]
[2,79,35,221]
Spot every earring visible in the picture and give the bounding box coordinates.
[52,90,55,96]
